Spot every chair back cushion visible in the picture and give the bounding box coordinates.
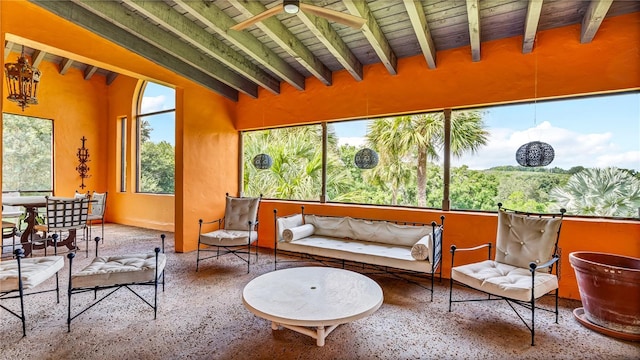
[224,196,260,231]
[46,196,89,230]
[495,210,562,269]
[91,192,107,216]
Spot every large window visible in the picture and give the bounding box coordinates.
[136,82,175,194]
[2,113,53,194]
[243,92,640,219]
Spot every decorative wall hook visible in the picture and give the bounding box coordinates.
[76,136,90,189]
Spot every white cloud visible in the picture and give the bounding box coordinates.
[141,95,170,114]
[338,137,366,147]
[450,121,639,170]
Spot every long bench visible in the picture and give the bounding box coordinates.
[274,207,444,300]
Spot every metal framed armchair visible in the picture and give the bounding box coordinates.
[448,203,565,346]
[196,194,261,273]
[86,191,107,244]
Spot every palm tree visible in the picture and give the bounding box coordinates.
[367,111,488,207]
[549,167,640,217]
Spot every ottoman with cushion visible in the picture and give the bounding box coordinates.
[66,235,166,331]
[0,250,64,336]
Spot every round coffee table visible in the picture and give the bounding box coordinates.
[242,267,383,346]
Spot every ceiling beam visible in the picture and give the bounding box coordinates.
[59,58,74,75]
[466,0,481,62]
[30,0,238,101]
[122,0,280,95]
[71,0,252,98]
[522,0,543,54]
[84,65,98,80]
[581,0,613,43]
[173,0,305,91]
[31,49,46,67]
[106,72,118,85]
[4,41,15,61]
[228,0,332,86]
[296,10,363,81]
[344,1,398,75]
[403,0,436,69]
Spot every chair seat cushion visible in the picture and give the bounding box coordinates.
[71,253,167,288]
[0,256,64,291]
[200,229,257,247]
[86,214,103,221]
[451,260,558,302]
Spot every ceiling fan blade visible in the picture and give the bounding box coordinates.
[230,6,283,31]
[299,3,366,29]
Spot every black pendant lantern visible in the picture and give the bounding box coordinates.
[252,153,273,169]
[516,141,555,167]
[354,148,379,169]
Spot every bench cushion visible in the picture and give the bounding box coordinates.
[0,256,64,291]
[72,253,167,288]
[278,236,434,273]
[451,259,558,302]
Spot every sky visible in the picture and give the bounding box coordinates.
[140,82,176,145]
[335,92,640,171]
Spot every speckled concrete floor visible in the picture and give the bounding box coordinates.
[1,224,638,360]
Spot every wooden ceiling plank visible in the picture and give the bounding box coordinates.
[174,0,305,91]
[228,0,332,86]
[344,1,398,75]
[522,0,543,54]
[84,65,98,80]
[31,49,46,67]
[581,0,614,43]
[59,58,74,75]
[123,0,279,95]
[466,0,481,62]
[69,0,251,98]
[30,0,238,101]
[4,41,15,61]
[403,0,436,69]
[296,10,363,81]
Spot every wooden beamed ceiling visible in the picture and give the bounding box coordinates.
[24,0,640,101]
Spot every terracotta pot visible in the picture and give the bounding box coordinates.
[569,252,640,335]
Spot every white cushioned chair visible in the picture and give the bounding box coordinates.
[86,191,107,244]
[0,249,64,337]
[33,196,90,257]
[448,203,565,346]
[196,194,261,273]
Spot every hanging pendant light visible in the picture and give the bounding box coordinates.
[4,46,41,111]
[252,153,273,169]
[354,148,379,169]
[516,141,555,167]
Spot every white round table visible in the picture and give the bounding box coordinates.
[242,267,383,346]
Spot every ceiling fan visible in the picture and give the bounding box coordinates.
[230,0,366,31]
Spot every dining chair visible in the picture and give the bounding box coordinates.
[33,196,90,256]
[86,191,107,244]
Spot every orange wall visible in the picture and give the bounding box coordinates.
[1,0,237,251]
[1,58,109,197]
[235,13,640,128]
[259,201,640,300]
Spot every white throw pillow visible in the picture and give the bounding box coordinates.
[410,234,433,261]
[283,224,315,242]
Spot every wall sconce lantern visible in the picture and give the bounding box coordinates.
[516,141,555,167]
[4,46,41,111]
[252,153,273,170]
[354,148,379,169]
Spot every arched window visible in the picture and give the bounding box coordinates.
[136,81,175,194]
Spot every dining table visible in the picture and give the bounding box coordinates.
[1,196,80,257]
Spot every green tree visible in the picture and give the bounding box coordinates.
[366,111,488,207]
[2,113,53,192]
[140,140,175,193]
[549,167,640,217]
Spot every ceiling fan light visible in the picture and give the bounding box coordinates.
[283,0,299,14]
